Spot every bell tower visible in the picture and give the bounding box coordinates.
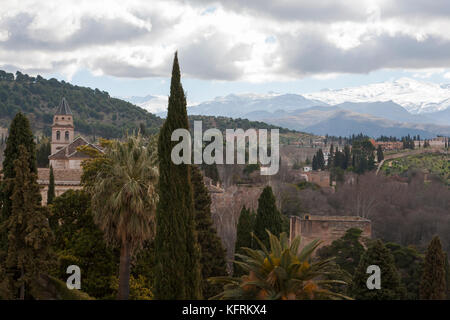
[51,97,74,155]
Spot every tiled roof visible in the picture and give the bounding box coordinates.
[55,97,72,115]
[48,136,103,160]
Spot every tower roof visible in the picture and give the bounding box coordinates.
[56,97,72,115]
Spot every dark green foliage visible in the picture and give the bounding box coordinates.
[350,240,405,300]
[191,166,227,298]
[49,190,117,299]
[376,145,384,163]
[234,206,255,276]
[1,145,52,299]
[317,228,365,275]
[202,162,220,184]
[420,236,447,300]
[36,136,51,168]
[154,53,202,299]
[47,165,55,205]
[253,186,282,249]
[0,70,163,138]
[385,242,423,300]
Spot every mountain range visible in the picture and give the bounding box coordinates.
[181,78,450,138]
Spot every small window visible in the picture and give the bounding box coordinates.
[56,131,60,140]
[65,131,69,141]
[55,117,58,120]
[62,117,64,120]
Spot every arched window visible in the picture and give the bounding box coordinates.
[65,131,69,141]
[56,131,60,140]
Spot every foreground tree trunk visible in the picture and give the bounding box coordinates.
[117,241,130,300]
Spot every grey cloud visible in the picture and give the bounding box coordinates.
[179,34,251,80]
[183,0,369,22]
[0,13,152,51]
[277,32,450,76]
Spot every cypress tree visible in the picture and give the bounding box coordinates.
[191,166,227,299]
[376,145,384,163]
[420,236,447,300]
[47,165,55,205]
[234,206,255,276]
[0,112,38,286]
[154,52,202,299]
[253,186,282,249]
[1,145,52,299]
[350,240,405,300]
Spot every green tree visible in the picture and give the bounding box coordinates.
[49,190,117,299]
[317,228,365,275]
[253,186,282,249]
[154,52,202,299]
[86,134,158,300]
[36,136,51,168]
[191,166,227,298]
[210,231,350,300]
[47,165,55,205]
[420,236,447,300]
[376,145,384,163]
[1,145,52,299]
[234,206,255,276]
[350,240,404,300]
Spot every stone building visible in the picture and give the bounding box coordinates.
[38,97,101,203]
[289,214,371,251]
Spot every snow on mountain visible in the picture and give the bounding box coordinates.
[304,78,450,114]
[121,95,168,114]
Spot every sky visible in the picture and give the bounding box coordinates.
[1,0,450,105]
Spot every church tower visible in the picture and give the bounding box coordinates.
[51,97,74,155]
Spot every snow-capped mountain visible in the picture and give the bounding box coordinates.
[304,77,450,114]
[121,94,168,114]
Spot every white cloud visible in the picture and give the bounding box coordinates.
[0,0,450,82]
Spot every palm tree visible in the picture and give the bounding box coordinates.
[209,231,351,300]
[87,134,158,300]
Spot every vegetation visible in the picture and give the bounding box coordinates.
[85,134,158,299]
[154,53,202,299]
[253,186,282,249]
[234,206,255,276]
[49,190,117,299]
[191,166,227,299]
[350,240,405,300]
[381,152,450,186]
[47,165,55,205]
[420,236,447,300]
[0,70,163,138]
[210,231,350,300]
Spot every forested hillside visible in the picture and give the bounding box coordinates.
[0,70,163,138]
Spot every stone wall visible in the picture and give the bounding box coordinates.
[209,184,264,271]
[290,215,371,252]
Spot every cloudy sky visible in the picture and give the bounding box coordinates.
[2,0,450,106]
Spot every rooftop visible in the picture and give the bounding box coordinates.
[55,97,72,115]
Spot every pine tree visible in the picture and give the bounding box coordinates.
[234,206,255,276]
[191,166,227,299]
[376,145,384,163]
[420,236,447,300]
[350,240,405,300]
[253,186,282,249]
[154,53,202,299]
[47,165,55,205]
[312,155,318,170]
[317,149,325,170]
[2,145,52,299]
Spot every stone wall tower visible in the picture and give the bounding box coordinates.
[51,97,74,155]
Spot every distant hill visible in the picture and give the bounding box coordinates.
[0,70,163,138]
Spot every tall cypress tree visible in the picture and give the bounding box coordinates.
[47,165,55,205]
[191,166,227,299]
[0,113,38,284]
[154,53,202,299]
[420,236,447,300]
[350,240,405,300]
[376,145,384,163]
[2,145,52,299]
[253,186,282,249]
[234,206,255,276]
